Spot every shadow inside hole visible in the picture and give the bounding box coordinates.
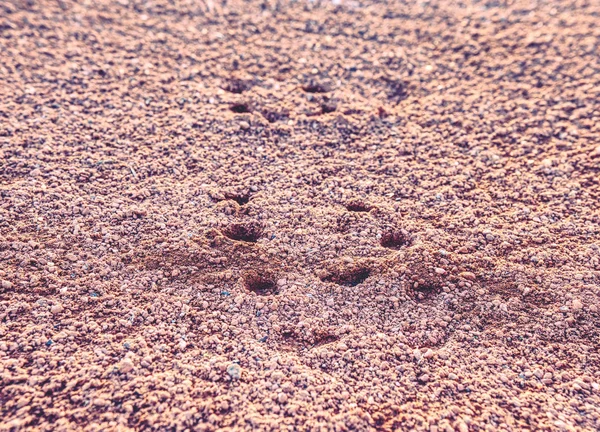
[221,222,263,243]
[224,192,251,206]
[311,333,339,348]
[282,330,295,339]
[380,230,411,249]
[230,103,251,113]
[384,78,409,103]
[413,283,441,302]
[321,267,371,287]
[302,82,330,93]
[243,271,277,295]
[221,79,250,94]
[321,103,337,114]
[345,201,372,212]
[261,109,289,123]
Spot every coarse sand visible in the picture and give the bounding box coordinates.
[1,0,600,430]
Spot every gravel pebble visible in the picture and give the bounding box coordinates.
[50,303,64,314]
[227,364,241,380]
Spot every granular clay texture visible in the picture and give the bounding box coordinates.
[1,0,600,430]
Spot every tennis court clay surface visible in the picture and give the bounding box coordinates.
[1,0,600,430]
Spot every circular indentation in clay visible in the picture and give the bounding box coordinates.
[222,222,263,243]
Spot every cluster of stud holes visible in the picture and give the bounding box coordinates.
[380,230,411,249]
[230,103,251,113]
[221,222,263,243]
[321,267,371,287]
[243,271,277,296]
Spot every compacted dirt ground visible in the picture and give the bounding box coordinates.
[1,0,600,430]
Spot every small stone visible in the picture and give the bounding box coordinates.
[553,420,567,429]
[51,303,64,314]
[66,253,77,261]
[119,359,134,373]
[572,299,583,310]
[448,373,458,380]
[277,393,288,404]
[413,349,422,362]
[1,280,13,290]
[418,374,430,382]
[434,267,446,275]
[227,363,241,380]
[239,121,250,129]
[423,349,434,359]
[271,370,285,381]
[456,421,469,432]
[459,272,476,281]
[93,397,108,407]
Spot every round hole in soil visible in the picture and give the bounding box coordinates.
[222,222,263,243]
[261,109,289,123]
[229,103,251,113]
[321,103,337,114]
[222,79,250,94]
[302,82,329,93]
[413,283,441,302]
[321,267,371,287]
[224,192,251,206]
[243,271,277,296]
[345,201,372,212]
[380,230,411,249]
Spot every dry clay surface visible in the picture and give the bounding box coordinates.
[1,0,600,430]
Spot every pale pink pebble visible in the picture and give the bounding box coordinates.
[118,359,134,373]
[459,271,476,281]
[66,253,77,261]
[93,397,108,407]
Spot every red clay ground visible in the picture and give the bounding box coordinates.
[1,0,600,430]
